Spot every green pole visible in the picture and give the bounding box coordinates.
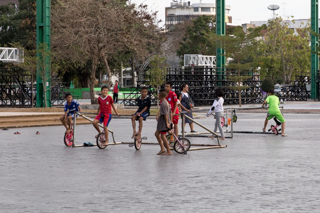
[36,0,51,107]
[216,0,226,83]
[311,0,319,99]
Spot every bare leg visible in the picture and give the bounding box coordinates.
[161,134,172,155]
[60,116,68,132]
[189,123,194,131]
[136,117,143,139]
[131,115,137,138]
[104,126,109,145]
[67,116,73,130]
[263,117,268,132]
[155,130,165,154]
[281,122,286,135]
[93,119,101,136]
[174,123,178,142]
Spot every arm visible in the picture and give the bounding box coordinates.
[78,106,82,115]
[138,106,148,115]
[173,101,178,116]
[97,105,100,114]
[64,111,68,119]
[111,103,120,116]
[179,103,189,112]
[207,100,217,116]
[163,115,170,129]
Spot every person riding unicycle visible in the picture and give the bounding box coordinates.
[262,89,287,137]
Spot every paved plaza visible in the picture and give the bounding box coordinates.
[0,112,320,212]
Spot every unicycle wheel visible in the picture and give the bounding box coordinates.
[174,138,191,154]
[96,133,107,149]
[134,138,142,150]
[271,126,278,135]
[64,131,73,147]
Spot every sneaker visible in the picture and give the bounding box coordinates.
[191,131,197,133]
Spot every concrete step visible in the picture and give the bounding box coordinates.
[0,113,94,128]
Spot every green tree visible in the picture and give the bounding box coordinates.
[19,43,60,107]
[206,26,262,107]
[0,0,36,50]
[259,17,311,83]
[145,55,168,108]
[177,16,216,57]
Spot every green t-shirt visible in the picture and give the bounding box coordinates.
[266,95,280,114]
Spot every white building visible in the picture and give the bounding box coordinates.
[165,0,232,31]
[249,19,311,30]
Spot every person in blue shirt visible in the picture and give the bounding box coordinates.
[60,93,81,133]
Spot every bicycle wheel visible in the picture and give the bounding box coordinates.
[174,138,191,154]
[134,138,142,150]
[96,133,107,149]
[64,131,73,147]
[221,116,225,127]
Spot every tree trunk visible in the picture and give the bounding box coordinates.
[43,86,47,108]
[90,59,98,104]
[131,57,135,87]
[103,57,112,89]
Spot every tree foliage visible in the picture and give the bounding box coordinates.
[258,17,310,83]
[0,0,36,50]
[52,0,160,104]
[206,26,262,107]
[177,16,216,57]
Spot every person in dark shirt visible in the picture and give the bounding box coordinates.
[131,87,151,140]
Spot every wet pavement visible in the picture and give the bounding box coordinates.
[1,113,320,212]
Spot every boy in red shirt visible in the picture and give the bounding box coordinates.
[164,81,179,140]
[93,86,120,146]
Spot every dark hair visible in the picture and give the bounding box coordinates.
[215,88,224,97]
[180,84,187,91]
[268,89,274,95]
[159,89,168,99]
[101,86,108,91]
[140,87,148,92]
[165,81,173,88]
[176,91,182,99]
[65,93,72,99]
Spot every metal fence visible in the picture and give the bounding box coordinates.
[166,67,311,106]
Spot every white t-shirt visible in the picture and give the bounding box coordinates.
[208,97,224,114]
[181,92,189,98]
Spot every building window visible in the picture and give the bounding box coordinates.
[226,9,229,14]
[194,7,199,12]
[201,7,211,12]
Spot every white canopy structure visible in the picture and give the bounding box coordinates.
[0,47,24,63]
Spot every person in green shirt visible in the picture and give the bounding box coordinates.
[262,89,286,136]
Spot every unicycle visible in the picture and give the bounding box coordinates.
[268,117,282,135]
[96,131,108,149]
[129,136,147,150]
[170,125,191,154]
[64,124,74,147]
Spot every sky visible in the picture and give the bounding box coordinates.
[131,0,311,26]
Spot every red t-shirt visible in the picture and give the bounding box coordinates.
[113,84,119,93]
[166,91,179,114]
[98,96,114,114]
